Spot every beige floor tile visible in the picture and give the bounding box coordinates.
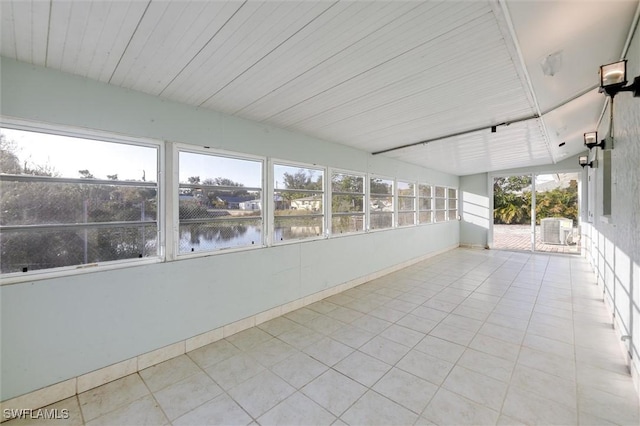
[441,365,508,411]
[384,298,420,313]
[577,364,638,399]
[457,348,515,382]
[245,338,297,368]
[301,369,367,417]
[496,414,527,425]
[368,306,406,323]
[333,351,391,387]
[517,346,576,381]
[372,368,438,414]
[451,304,491,321]
[78,374,149,422]
[257,392,335,426]
[522,333,574,359]
[306,315,347,335]
[303,337,354,366]
[350,315,393,334]
[422,388,499,425]
[187,339,241,369]
[340,390,418,426]
[469,334,521,361]
[396,350,454,385]
[330,324,376,349]
[440,314,484,333]
[429,322,476,346]
[422,298,458,313]
[413,335,465,363]
[510,364,576,410]
[502,385,577,425]
[257,316,302,337]
[139,355,201,392]
[172,393,252,426]
[204,352,265,390]
[277,325,324,349]
[409,306,448,322]
[485,312,529,331]
[324,306,365,323]
[395,313,438,334]
[153,371,222,420]
[226,327,273,351]
[379,324,425,347]
[84,395,167,426]
[271,352,328,389]
[578,385,640,425]
[228,370,295,418]
[359,335,411,365]
[307,300,340,315]
[477,322,525,345]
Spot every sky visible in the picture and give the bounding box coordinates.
[179,151,261,187]
[2,128,157,181]
[2,128,329,190]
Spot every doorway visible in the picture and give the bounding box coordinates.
[491,173,580,254]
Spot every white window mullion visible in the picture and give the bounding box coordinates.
[265,158,273,247]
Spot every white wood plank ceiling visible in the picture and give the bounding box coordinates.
[1,0,638,176]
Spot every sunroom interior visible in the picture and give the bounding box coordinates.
[1,0,640,424]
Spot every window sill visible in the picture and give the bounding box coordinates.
[600,215,613,225]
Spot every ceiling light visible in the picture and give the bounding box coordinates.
[599,60,640,98]
[579,155,594,168]
[584,131,604,150]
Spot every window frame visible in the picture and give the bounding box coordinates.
[270,158,327,245]
[174,144,266,258]
[447,187,459,221]
[434,185,447,223]
[368,174,395,231]
[0,119,165,284]
[328,168,366,237]
[417,183,433,225]
[396,180,417,227]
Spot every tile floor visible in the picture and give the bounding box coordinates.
[6,248,640,425]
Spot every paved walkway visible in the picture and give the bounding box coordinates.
[493,224,581,254]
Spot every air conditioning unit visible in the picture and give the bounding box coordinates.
[540,218,573,245]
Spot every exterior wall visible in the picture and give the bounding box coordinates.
[582,28,640,393]
[0,57,459,401]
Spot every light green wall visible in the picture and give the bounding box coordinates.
[0,57,459,400]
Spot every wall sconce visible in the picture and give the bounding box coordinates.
[579,155,594,168]
[600,60,640,98]
[584,131,605,150]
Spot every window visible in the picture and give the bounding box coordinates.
[418,184,433,224]
[397,181,416,226]
[178,150,263,254]
[0,127,159,274]
[331,172,364,235]
[369,177,394,230]
[434,186,447,222]
[274,163,324,242]
[448,188,458,220]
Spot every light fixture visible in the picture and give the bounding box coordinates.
[579,155,594,168]
[599,60,640,98]
[584,131,605,150]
